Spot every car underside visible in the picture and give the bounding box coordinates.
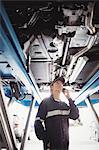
[1,0,99,95]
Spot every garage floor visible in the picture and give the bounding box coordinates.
[22,125,99,150]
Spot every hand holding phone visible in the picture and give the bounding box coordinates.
[62,88,71,99]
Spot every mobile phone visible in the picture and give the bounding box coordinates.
[62,88,66,92]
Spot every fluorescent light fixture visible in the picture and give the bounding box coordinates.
[69,56,89,83]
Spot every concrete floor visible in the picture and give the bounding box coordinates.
[22,125,99,150]
[15,106,99,150]
[69,125,99,150]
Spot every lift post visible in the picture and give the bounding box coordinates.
[20,96,35,150]
[0,82,18,150]
[85,96,99,141]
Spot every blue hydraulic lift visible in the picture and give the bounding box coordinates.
[0,3,42,101]
[75,71,99,105]
[0,3,42,150]
[75,71,99,142]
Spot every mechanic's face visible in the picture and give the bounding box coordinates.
[51,80,63,93]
